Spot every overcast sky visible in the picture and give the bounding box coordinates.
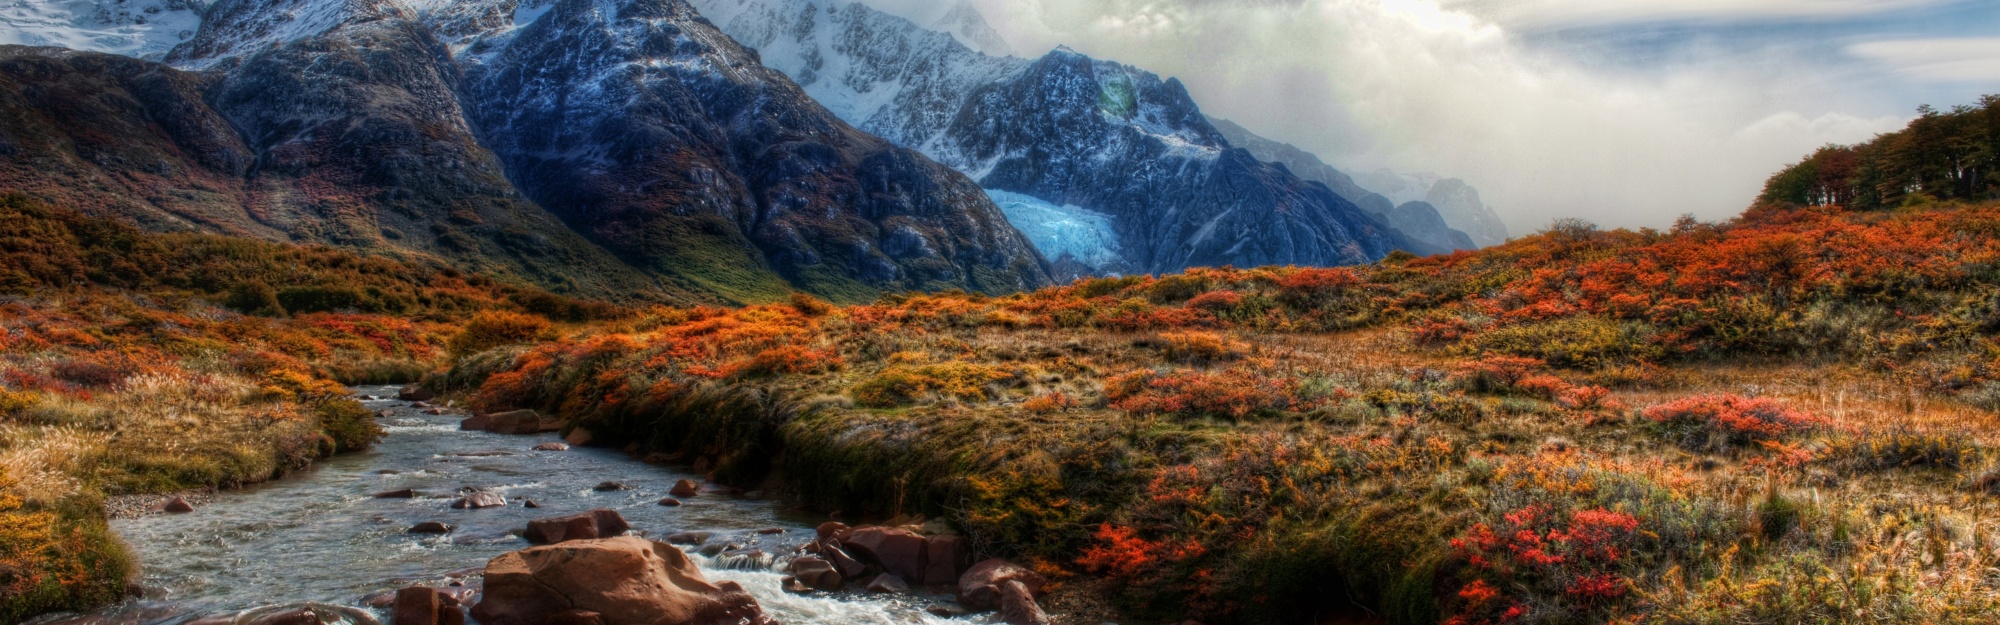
[858,0,2000,233]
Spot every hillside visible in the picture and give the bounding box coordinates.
[0,194,602,620]
[433,98,2000,623]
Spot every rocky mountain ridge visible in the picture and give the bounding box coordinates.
[0,0,1052,302]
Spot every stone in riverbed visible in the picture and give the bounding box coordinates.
[408,522,454,534]
[484,410,545,435]
[664,531,710,546]
[865,573,909,594]
[373,488,418,499]
[564,427,594,447]
[997,580,1051,625]
[657,498,682,507]
[394,587,443,625]
[779,576,812,594]
[469,536,774,625]
[787,556,841,590]
[843,527,928,583]
[459,414,491,431]
[523,509,630,545]
[522,499,540,509]
[669,479,699,498]
[958,559,1047,611]
[591,481,628,492]
[163,497,194,513]
[533,442,569,452]
[820,542,867,579]
[399,385,435,401]
[815,522,849,541]
[924,535,970,586]
[451,492,506,509]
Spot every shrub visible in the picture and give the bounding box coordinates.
[447,311,553,357]
[851,363,1013,407]
[225,280,285,316]
[1475,317,1656,369]
[315,399,384,453]
[1155,331,1243,364]
[1109,369,1297,420]
[1643,394,1827,451]
[1448,505,1643,624]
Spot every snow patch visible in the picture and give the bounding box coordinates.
[0,0,202,58]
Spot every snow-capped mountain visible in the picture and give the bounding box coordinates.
[1212,116,1507,249]
[691,0,1415,277]
[0,0,1052,302]
[0,0,202,58]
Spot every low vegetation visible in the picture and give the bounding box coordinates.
[444,193,2000,624]
[0,196,600,620]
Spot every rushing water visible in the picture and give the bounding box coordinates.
[53,387,967,625]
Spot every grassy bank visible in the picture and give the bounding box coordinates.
[444,200,2000,624]
[0,196,606,622]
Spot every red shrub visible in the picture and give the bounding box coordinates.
[1109,369,1297,420]
[1643,394,1826,447]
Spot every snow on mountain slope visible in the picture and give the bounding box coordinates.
[0,0,202,58]
[988,189,1121,271]
[165,0,411,67]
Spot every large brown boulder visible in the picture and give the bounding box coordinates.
[484,410,545,435]
[400,385,436,401]
[997,580,1051,625]
[471,536,774,625]
[843,527,929,582]
[923,535,969,586]
[787,556,841,590]
[523,509,632,545]
[668,479,700,498]
[394,586,466,625]
[564,428,595,446]
[958,559,1047,611]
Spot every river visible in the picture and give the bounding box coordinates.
[43,386,967,624]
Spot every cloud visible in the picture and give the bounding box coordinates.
[885,0,1906,233]
[1441,0,1961,30]
[1849,38,2000,83]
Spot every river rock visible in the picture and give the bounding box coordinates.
[164,497,195,513]
[451,492,507,509]
[815,522,849,542]
[399,385,435,401]
[523,509,631,545]
[787,556,841,590]
[533,442,570,452]
[373,489,418,499]
[669,479,699,498]
[592,481,628,492]
[779,577,811,594]
[865,573,909,594]
[469,536,775,625]
[664,531,710,546]
[958,559,1046,611]
[923,535,969,586]
[843,527,928,582]
[997,580,1050,625]
[221,604,381,625]
[820,542,867,579]
[564,428,594,447]
[423,408,449,415]
[485,410,545,435]
[408,522,454,534]
[394,587,447,625]
[458,414,491,431]
[657,498,682,507]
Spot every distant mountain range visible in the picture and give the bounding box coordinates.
[0,0,1508,300]
[690,0,1506,276]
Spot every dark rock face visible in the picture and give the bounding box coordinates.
[462,0,1048,299]
[1377,202,1477,252]
[0,0,1052,303]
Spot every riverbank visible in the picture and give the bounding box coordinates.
[49,386,1004,625]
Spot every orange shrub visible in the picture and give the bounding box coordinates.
[1643,394,1826,450]
[447,311,553,357]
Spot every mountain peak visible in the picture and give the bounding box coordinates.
[931,0,1011,57]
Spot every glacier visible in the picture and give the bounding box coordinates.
[987,189,1121,270]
